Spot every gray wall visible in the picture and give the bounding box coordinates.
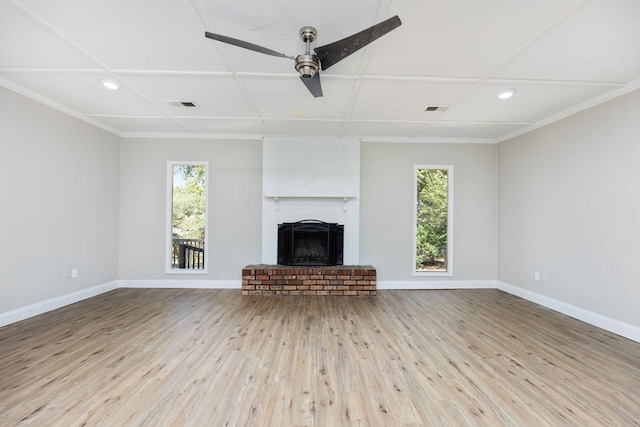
[118,138,263,280]
[118,139,497,284]
[0,87,120,313]
[498,89,640,328]
[360,142,498,282]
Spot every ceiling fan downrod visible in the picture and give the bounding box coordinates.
[295,26,320,79]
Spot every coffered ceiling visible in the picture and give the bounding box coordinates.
[1,0,639,142]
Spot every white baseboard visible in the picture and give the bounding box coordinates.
[377,280,497,290]
[0,280,119,328]
[120,279,241,289]
[497,281,640,344]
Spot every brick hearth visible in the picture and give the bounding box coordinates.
[242,265,376,296]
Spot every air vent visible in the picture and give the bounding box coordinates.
[168,101,198,107]
[424,105,450,112]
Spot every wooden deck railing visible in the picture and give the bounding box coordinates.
[172,239,205,269]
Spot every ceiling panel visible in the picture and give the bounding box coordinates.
[387,0,579,40]
[17,0,227,71]
[121,74,255,118]
[0,2,97,69]
[444,81,618,123]
[351,78,476,121]
[241,75,356,119]
[538,0,640,44]
[86,27,229,72]
[497,42,640,83]
[497,0,640,82]
[371,0,580,78]
[210,48,296,75]
[1,71,161,116]
[366,36,522,78]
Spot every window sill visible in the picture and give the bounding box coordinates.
[413,271,453,277]
[166,269,209,275]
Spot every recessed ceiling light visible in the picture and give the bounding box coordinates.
[497,89,516,100]
[100,79,119,90]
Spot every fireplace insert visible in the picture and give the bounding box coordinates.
[278,220,344,266]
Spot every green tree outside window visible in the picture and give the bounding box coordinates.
[172,165,206,240]
[416,168,448,272]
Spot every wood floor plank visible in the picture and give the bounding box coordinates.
[1,289,639,426]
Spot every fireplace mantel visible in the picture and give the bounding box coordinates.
[264,195,356,198]
[265,195,356,212]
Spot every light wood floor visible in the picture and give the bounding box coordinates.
[1,289,639,426]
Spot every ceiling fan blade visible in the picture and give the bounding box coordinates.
[300,73,323,98]
[205,32,293,59]
[314,15,402,71]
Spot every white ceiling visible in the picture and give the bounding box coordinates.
[1,0,639,142]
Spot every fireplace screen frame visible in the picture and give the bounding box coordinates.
[278,220,344,266]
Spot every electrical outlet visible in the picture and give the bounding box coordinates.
[527,271,534,279]
[71,268,78,278]
[534,271,540,281]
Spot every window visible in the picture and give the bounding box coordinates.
[414,165,453,276]
[166,162,208,274]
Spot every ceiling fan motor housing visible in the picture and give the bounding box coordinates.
[295,54,320,79]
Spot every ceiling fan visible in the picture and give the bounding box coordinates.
[204,15,401,98]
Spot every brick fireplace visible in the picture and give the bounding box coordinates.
[242,265,376,296]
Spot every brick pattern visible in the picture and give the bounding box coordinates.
[242,265,376,296]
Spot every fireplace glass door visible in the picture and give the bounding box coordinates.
[278,220,344,266]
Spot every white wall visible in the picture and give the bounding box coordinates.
[0,87,120,314]
[360,142,498,283]
[119,138,262,281]
[498,89,640,328]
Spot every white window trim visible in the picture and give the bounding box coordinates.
[413,164,454,277]
[166,161,209,275]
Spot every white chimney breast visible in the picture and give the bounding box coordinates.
[262,138,360,264]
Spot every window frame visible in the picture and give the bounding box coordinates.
[413,164,454,277]
[165,161,209,275]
